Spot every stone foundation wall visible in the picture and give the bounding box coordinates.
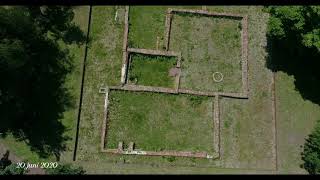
[101,7,251,160]
[164,8,249,97]
[241,15,249,97]
[100,88,110,151]
[121,6,129,84]
[213,95,221,159]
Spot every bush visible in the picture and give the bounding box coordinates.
[0,164,27,175]
[301,120,320,174]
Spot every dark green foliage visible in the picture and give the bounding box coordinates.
[0,6,86,159]
[188,95,205,106]
[267,6,320,50]
[0,151,11,170]
[301,120,320,174]
[166,156,176,162]
[162,156,176,162]
[0,151,27,175]
[0,164,27,175]
[46,163,85,175]
[266,6,320,105]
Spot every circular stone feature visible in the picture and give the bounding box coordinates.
[212,72,223,82]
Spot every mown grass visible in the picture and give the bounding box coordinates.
[128,6,202,49]
[128,6,167,49]
[75,6,320,174]
[0,6,90,163]
[106,90,214,152]
[169,13,242,93]
[59,6,90,162]
[214,6,277,170]
[275,72,320,174]
[128,53,176,88]
[77,6,276,172]
[77,6,124,161]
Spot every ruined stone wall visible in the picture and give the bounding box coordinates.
[100,7,252,160]
[121,6,129,84]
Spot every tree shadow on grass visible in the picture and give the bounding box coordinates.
[63,24,87,45]
[0,6,86,160]
[266,34,320,105]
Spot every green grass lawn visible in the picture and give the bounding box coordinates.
[106,90,214,152]
[128,53,176,88]
[206,6,276,170]
[59,6,90,162]
[75,6,320,174]
[77,5,124,161]
[128,6,167,49]
[169,13,242,93]
[76,6,277,172]
[276,72,320,174]
[128,6,202,49]
[4,6,317,174]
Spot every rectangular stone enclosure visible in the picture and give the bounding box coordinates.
[101,88,220,158]
[126,49,181,90]
[168,11,244,93]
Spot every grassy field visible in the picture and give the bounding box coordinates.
[79,160,276,174]
[77,6,222,169]
[0,6,90,163]
[169,13,242,93]
[4,5,318,174]
[128,6,202,49]
[203,6,276,170]
[106,90,214,152]
[276,72,320,174]
[59,6,90,162]
[77,6,124,161]
[73,6,320,174]
[128,53,176,88]
[128,6,167,49]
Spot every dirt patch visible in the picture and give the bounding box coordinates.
[169,67,180,77]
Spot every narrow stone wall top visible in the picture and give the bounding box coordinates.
[127,48,180,57]
[170,8,244,19]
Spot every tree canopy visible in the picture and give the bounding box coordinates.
[301,120,320,174]
[266,6,320,174]
[267,6,320,51]
[0,6,86,159]
[266,6,320,105]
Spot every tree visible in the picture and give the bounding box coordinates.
[301,120,320,174]
[267,6,320,51]
[0,6,86,159]
[266,6,320,105]
[46,163,85,175]
[0,151,27,175]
